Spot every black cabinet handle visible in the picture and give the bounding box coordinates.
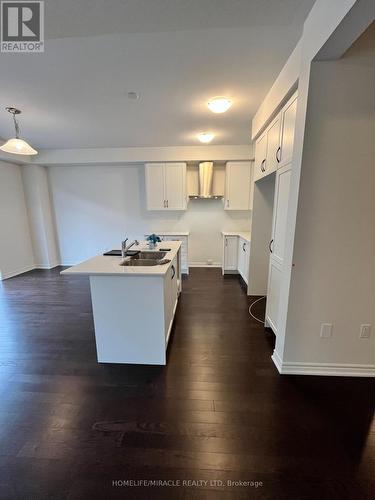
[242,242,246,252]
[269,239,274,253]
[171,265,175,279]
[276,147,281,163]
[261,159,266,172]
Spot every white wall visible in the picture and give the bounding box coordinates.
[49,164,251,266]
[283,24,375,369]
[22,165,60,269]
[0,161,35,279]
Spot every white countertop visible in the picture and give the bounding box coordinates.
[61,241,181,277]
[145,231,190,236]
[221,231,251,242]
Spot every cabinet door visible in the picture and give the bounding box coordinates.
[266,114,281,175]
[254,132,267,182]
[271,165,291,267]
[223,236,238,271]
[145,163,165,210]
[164,267,172,339]
[280,95,297,165]
[170,257,178,314]
[225,162,252,210]
[244,241,250,284]
[265,261,282,333]
[265,164,291,335]
[237,238,245,277]
[164,163,187,210]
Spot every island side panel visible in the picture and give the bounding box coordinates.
[89,275,166,365]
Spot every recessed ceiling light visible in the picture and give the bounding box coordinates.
[207,97,232,113]
[197,132,215,143]
[127,92,140,100]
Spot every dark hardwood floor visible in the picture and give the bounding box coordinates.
[0,267,374,499]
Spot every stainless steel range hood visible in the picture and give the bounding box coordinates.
[189,162,223,199]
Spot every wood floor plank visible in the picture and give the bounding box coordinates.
[0,267,374,500]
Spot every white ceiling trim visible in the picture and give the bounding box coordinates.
[29,144,253,166]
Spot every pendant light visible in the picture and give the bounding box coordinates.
[0,107,38,155]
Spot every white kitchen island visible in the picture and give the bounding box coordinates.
[61,241,181,365]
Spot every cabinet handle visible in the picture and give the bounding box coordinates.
[276,147,281,163]
[269,239,274,253]
[163,200,166,208]
[261,159,266,172]
[171,265,175,279]
[242,242,246,252]
[166,200,169,208]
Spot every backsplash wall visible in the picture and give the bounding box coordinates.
[49,164,251,266]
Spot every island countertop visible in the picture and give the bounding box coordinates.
[61,241,181,277]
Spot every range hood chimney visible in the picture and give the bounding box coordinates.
[189,162,222,199]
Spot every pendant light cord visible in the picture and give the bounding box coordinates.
[12,113,20,138]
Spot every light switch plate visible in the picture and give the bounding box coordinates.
[359,324,372,339]
[320,323,333,338]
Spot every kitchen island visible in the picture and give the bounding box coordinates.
[61,241,181,365]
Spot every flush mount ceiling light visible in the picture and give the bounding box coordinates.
[207,97,232,114]
[197,132,215,143]
[0,107,38,155]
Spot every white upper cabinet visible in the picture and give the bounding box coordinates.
[164,163,187,210]
[225,161,253,210]
[254,132,267,182]
[279,94,298,166]
[145,163,187,210]
[145,163,165,210]
[254,91,298,182]
[266,114,281,175]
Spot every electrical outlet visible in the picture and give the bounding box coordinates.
[359,324,372,339]
[320,323,333,338]
[207,259,213,266]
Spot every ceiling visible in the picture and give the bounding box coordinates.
[0,0,316,149]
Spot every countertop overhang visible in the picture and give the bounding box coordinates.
[221,231,251,242]
[60,241,181,277]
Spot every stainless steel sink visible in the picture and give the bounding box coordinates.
[120,259,159,267]
[132,251,167,260]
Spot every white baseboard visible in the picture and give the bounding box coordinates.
[189,262,221,268]
[35,262,60,270]
[272,350,375,377]
[1,264,35,280]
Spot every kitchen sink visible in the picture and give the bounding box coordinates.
[132,251,167,260]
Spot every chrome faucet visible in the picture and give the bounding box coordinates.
[121,238,139,258]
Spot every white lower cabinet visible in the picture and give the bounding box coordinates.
[222,234,250,285]
[222,236,238,272]
[237,237,250,284]
[164,254,179,344]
